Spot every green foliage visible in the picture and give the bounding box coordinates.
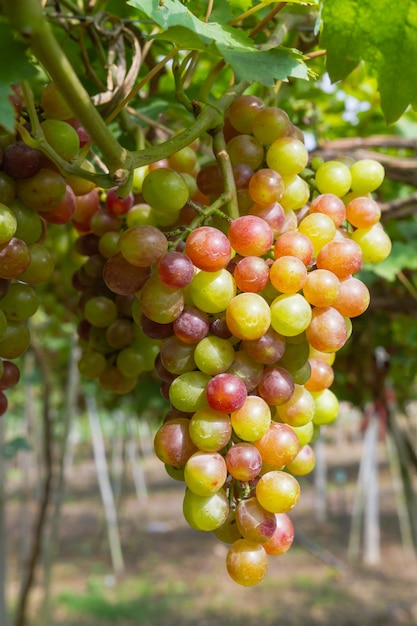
[0,18,36,131]
[320,0,417,123]
[1,436,31,459]
[129,0,309,86]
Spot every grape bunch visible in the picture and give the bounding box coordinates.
[138,96,390,586]
[0,82,392,586]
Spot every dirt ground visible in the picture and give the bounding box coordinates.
[6,421,417,626]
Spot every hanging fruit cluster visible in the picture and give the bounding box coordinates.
[0,85,391,586]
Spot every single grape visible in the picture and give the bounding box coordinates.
[226,538,268,587]
[185,226,231,272]
[235,497,277,543]
[193,335,235,375]
[118,225,168,267]
[256,470,301,513]
[349,159,385,193]
[154,417,198,467]
[0,203,17,244]
[285,444,316,476]
[141,168,189,212]
[228,215,273,257]
[230,395,271,441]
[189,407,232,452]
[266,137,309,177]
[184,451,227,496]
[183,488,229,531]
[169,371,212,413]
[226,292,271,341]
[206,372,247,413]
[315,160,352,197]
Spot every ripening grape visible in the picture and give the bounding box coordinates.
[248,168,284,206]
[254,422,300,468]
[256,470,301,514]
[228,215,273,257]
[270,293,312,337]
[306,306,348,353]
[193,335,235,375]
[225,442,262,481]
[230,395,271,441]
[0,203,17,244]
[275,383,316,427]
[185,226,231,271]
[226,292,271,341]
[251,106,291,145]
[154,417,198,467]
[184,451,227,496]
[118,225,168,267]
[269,255,307,294]
[189,407,232,452]
[235,497,277,543]
[183,488,229,532]
[279,175,310,211]
[285,444,316,476]
[345,196,381,228]
[226,538,268,587]
[308,193,346,227]
[228,95,265,134]
[263,513,294,555]
[169,371,211,413]
[226,134,264,170]
[298,213,336,257]
[311,388,340,425]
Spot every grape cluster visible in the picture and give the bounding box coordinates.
[0,83,392,586]
[140,96,391,586]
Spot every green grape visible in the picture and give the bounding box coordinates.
[256,470,300,514]
[0,203,17,244]
[116,346,146,377]
[19,244,55,285]
[10,199,43,245]
[270,293,312,337]
[40,119,80,161]
[188,407,232,452]
[315,161,352,197]
[0,282,39,321]
[351,224,392,263]
[0,321,31,358]
[141,168,189,212]
[266,137,309,177]
[84,296,118,328]
[190,269,236,314]
[349,159,385,193]
[168,371,211,413]
[78,350,107,379]
[193,335,235,375]
[183,487,229,531]
[311,388,339,425]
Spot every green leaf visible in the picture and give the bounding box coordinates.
[320,0,417,123]
[0,19,36,131]
[128,0,309,84]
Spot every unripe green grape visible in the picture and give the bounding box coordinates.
[266,137,309,177]
[10,200,43,245]
[84,296,118,328]
[126,203,157,228]
[183,487,229,531]
[16,168,67,212]
[280,175,310,211]
[0,203,17,244]
[275,383,315,427]
[169,371,211,413]
[0,282,39,321]
[349,159,385,193]
[78,350,107,379]
[41,119,80,161]
[190,269,236,314]
[0,320,30,358]
[312,388,339,425]
[19,244,55,285]
[315,161,352,197]
[298,213,336,257]
[270,293,312,337]
[288,421,314,446]
[351,224,392,263]
[193,335,235,375]
[285,444,316,476]
[141,168,189,212]
[188,407,232,452]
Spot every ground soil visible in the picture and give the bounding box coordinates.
[6,421,417,626]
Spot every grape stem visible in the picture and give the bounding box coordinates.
[212,127,239,220]
[4,0,250,190]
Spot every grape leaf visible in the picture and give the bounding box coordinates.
[128,0,309,83]
[320,0,417,123]
[0,19,36,131]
